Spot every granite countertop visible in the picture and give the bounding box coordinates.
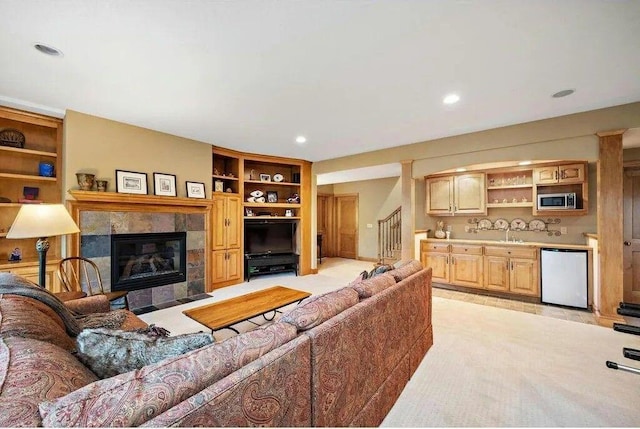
[421,237,592,251]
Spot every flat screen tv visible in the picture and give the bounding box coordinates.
[244,220,296,256]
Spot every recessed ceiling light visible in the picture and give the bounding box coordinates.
[552,89,575,98]
[295,136,307,144]
[443,93,460,105]
[34,43,63,57]
[518,161,532,166]
[455,167,467,172]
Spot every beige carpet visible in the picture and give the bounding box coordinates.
[382,296,640,427]
[140,258,640,426]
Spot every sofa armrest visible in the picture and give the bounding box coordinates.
[64,295,110,314]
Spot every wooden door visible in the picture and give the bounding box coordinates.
[317,194,334,258]
[336,194,358,259]
[226,248,242,282]
[509,258,539,296]
[454,173,486,214]
[484,256,509,292]
[623,167,640,304]
[425,176,453,215]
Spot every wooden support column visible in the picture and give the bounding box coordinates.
[595,130,626,326]
[401,160,415,260]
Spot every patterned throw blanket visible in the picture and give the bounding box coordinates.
[0,272,127,336]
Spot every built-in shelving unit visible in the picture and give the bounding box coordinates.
[0,106,63,290]
[211,147,311,288]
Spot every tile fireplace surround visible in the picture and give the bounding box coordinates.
[66,191,211,311]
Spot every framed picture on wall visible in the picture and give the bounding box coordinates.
[115,170,148,195]
[186,181,206,198]
[153,172,177,197]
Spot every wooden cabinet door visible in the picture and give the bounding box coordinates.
[6,263,62,292]
[423,251,449,283]
[533,166,559,184]
[509,258,539,296]
[225,195,242,249]
[211,249,228,283]
[483,256,509,292]
[226,248,242,282]
[212,195,241,250]
[426,176,453,215]
[454,173,486,214]
[212,197,227,250]
[450,253,483,288]
[558,163,585,184]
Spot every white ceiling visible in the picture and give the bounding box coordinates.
[1,1,640,162]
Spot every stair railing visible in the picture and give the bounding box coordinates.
[377,206,401,265]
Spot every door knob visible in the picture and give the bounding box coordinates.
[624,241,632,246]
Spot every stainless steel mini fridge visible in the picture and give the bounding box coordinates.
[540,248,588,309]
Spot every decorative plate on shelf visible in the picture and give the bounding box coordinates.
[528,219,546,232]
[510,218,527,231]
[478,218,492,230]
[494,218,509,230]
[273,173,284,182]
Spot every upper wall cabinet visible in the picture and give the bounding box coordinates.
[426,161,589,217]
[426,173,486,216]
[533,163,585,185]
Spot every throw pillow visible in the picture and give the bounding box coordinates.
[280,287,359,331]
[75,327,214,378]
[389,259,423,282]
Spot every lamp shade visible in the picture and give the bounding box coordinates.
[6,204,80,239]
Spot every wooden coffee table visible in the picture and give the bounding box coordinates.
[182,286,311,334]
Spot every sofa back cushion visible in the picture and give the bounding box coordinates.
[39,322,297,427]
[280,287,359,331]
[0,295,76,351]
[349,272,396,299]
[0,336,98,427]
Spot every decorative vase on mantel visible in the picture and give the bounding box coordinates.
[434,221,446,239]
[76,173,95,191]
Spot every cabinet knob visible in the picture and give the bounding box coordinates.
[624,241,632,246]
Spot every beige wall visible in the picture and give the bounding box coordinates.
[64,110,212,198]
[314,102,640,247]
[331,177,401,260]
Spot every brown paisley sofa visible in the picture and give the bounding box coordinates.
[0,260,432,427]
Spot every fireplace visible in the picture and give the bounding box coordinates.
[111,232,187,292]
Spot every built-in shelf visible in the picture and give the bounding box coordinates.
[244,202,301,208]
[487,184,532,190]
[0,146,57,158]
[244,216,301,220]
[244,179,300,187]
[487,202,534,208]
[0,172,57,181]
[212,174,239,181]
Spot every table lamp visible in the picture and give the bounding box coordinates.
[6,204,80,288]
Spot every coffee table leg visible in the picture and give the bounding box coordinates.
[263,309,277,321]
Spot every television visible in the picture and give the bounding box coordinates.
[244,220,296,256]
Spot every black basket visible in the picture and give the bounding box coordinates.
[0,128,25,148]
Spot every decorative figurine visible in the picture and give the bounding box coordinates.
[9,247,21,262]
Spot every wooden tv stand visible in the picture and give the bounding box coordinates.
[245,253,299,281]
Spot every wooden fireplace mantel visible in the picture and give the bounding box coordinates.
[67,190,213,209]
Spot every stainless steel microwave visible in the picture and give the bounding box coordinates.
[537,192,576,210]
